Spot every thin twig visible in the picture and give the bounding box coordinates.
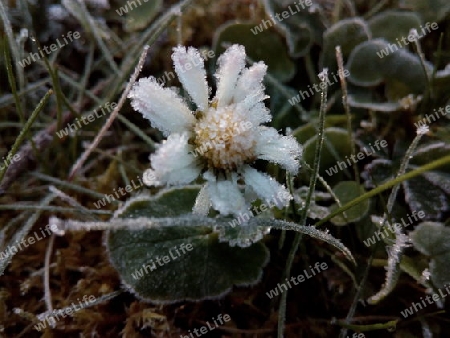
[68,45,150,180]
[48,215,218,235]
[0,205,112,214]
[44,234,56,313]
[48,185,98,220]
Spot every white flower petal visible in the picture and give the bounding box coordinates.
[144,133,200,186]
[234,61,267,104]
[172,46,209,111]
[128,77,195,136]
[237,89,269,114]
[204,171,246,215]
[235,101,271,126]
[255,127,303,174]
[192,184,211,215]
[243,166,292,208]
[214,44,246,108]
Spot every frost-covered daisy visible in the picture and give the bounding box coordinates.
[128,44,302,217]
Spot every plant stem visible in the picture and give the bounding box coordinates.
[277,69,329,338]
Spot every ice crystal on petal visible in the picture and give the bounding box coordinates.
[215,44,246,107]
[144,133,200,186]
[172,46,209,110]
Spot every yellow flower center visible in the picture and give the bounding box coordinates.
[193,107,256,170]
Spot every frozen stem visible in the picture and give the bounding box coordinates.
[368,130,425,304]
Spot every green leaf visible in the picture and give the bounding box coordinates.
[410,222,450,288]
[107,220,269,303]
[302,127,352,182]
[403,177,448,219]
[400,255,433,288]
[346,39,433,92]
[368,10,422,43]
[381,50,433,94]
[362,159,394,185]
[212,21,295,82]
[346,39,388,86]
[321,17,371,72]
[114,186,201,218]
[262,0,324,57]
[410,142,450,174]
[292,116,347,144]
[347,87,404,112]
[105,187,270,303]
[330,181,370,226]
[124,0,163,32]
[267,82,305,130]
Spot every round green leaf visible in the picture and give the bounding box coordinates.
[321,17,371,71]
[105,187,270,303]
[368,11,422,43]
[410,222,450,288]
[403,177,448,219]
[292,116,347,144]
[107,223,269,304]
[114,186,201,218]
[381,47,433,93]
[347,39,433,92]
[124,0,162,32]
[330,181,370,226]
[346,39,389,86]
[410,142,450,173]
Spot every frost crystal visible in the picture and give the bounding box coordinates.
[416,124,429,135]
